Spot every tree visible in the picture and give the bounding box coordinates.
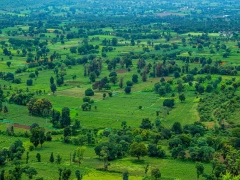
[26,79,33,86]
[110,76,118,85]
[49,152,54,163]
[70,47,77,53]
[35,70,39,77]
[179,94,186,102]
[124,86,131,94]
[27,98,52,117]
[196,162,204,179]
[6,61,11,68]
[172,122,183,134]
[89,72,96,82]
[197,84,205,94]
[3,106,8,114]
[50,83,57,94]
[56,153,62,164]
[26,152,29,164]
[142,68,147,82]
[61,107,71,128]
[119,76,124,88]
[75,170,82,180]
[158,87,166,96]
[151,168,161,179]
[76,146,86,166]
[100,146,110,170]
[122,171,129,180]
[50,76,54,84]
[163,99,174,108]
[62,168,71,180]
[129,142,148,161]
[29,73,35,78]
[30,127,46,148]
[36,153,41,162]
[112,38,118,46]
[85,88,94,96]
[140,118,152,129]
[23,166,38,179]
[132,74,138,83]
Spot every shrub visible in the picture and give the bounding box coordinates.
[26,79,33,86]
[163,99,174,108]
[126,81,133,86]
[85,88,94,96]
[83,97,91,103]
[124,86,131,94]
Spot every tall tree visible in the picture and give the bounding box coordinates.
[129,142,148,161]
[30,127,46,148]
[49,152,54,163]
[50,83,57,95]
[61,107,71,128]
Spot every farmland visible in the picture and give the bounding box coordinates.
[0,0,240,179]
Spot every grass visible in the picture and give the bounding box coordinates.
[1,17,240,180]
[0,133,211,180]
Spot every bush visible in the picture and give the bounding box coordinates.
[126,81,133,86]
[26,79,33,86]
[29,73,36,78]
[108,92,113,97]
[85,88,94,96]
[14,78,21,84]
[163,99,174,108]
[29,145,34,151]
[83,96,91,103]
[124,86,131,94]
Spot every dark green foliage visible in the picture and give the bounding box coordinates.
[132,74,138,83]
[27,98,52,117]
[4,72,14,81]
[161,128,171,139]
[62,168,71,180]
[172,122,183,134]
[36,153,41,162]
[23,166,38,179]
[6,61,11,67]
[63,126,71,143]
[126,81,133,86]
[129,142,148,161]
[158,87,166,96]
[51,109,61,128]
[50,83,57,94]
[30,127,46,148]
[148,144,166,158]
[179,94,185,102]
[9,92,34,105]
[81,102,91,111]
[8,140,25,161]
[60,107,71,128]
[85,88,94,96]
[49,152,54,163]
[75,170,82,180]
[183,122,205,136]
[50,76,54,84]
[29,73,35,78]
[140,118,152,129]
[122,171,129,180]
[56,154,62,164]
[195,162,204,179]
[163,99,174,108]
[94,142,118,160]
[26,79,33,86]
[151,168,161,179]
[124,86,131,94]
